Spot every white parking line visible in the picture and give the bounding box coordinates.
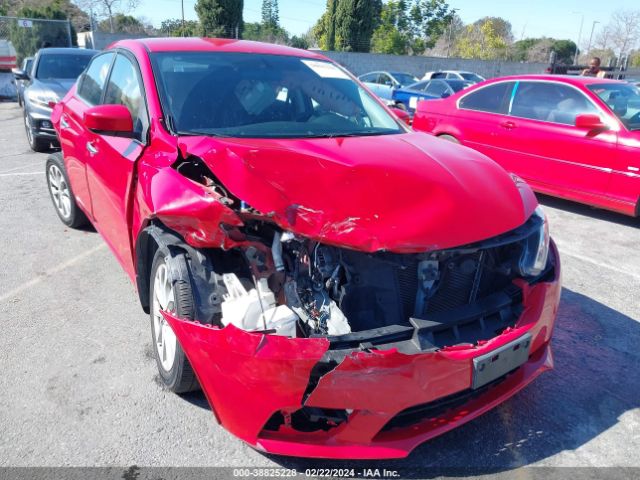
[0,244,106,303]
[0,161,43,174]
[558,247,640,281]
[0,172,42,177]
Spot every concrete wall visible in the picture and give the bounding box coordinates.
[77,31,150,51]
[320,51,550,79]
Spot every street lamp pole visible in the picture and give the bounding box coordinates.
[573,12,584,65]
[586,20,600,57]
[446,8,459,58]
[181,0,185,36]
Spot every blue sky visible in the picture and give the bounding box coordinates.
[139,0,637,43]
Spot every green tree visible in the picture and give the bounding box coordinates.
[406,0,454,53]
[261,0,280,30]
[453,17,509,60]
[195,0,244,38]
[551,39,578,64]
[371,0,411,54]
[333,0,382,52]
[9,5,78,62]
[160,18,200,37]
[370,0,453,55]
[242,21,288,44]
[289,35,309,49]
[98,13,145,33]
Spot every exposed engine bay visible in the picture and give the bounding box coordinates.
[169,155,552,348]
[208,216,549,347]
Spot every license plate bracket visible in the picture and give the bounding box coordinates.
[472,333,532,390]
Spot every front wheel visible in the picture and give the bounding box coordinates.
[25,112,49,152]
[150,248,199,393]
[45,153,88,228]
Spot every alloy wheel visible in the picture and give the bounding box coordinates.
[152,262,177,372]
[47,164,71,220]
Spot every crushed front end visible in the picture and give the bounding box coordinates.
[161,205,561,459]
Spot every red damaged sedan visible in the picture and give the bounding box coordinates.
[47,38,560,459]
[412,75,640,216]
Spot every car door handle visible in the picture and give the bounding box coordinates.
[500,121,517,130]
[86,141,98,155]
[60,116,70,129]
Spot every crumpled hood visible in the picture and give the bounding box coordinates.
[177,132,537,252]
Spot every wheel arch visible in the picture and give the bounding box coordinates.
[135,220,230,325]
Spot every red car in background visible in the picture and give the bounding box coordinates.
[47,38,560,459]
[413,75,640,217]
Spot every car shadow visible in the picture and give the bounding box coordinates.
[536,193,639,228]
[252,288,640,474]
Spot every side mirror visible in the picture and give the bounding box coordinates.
[12,69,29,81]
[84,104,134,137]
[390,107,411,125]
[575,113,607,130]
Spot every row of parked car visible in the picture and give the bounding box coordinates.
[358,69,484,113]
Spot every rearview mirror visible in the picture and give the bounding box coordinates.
[84,104,134,137]
[12,69,29,81]
[575,113,607,130]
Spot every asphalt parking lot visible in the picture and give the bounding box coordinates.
[0,100,639,475]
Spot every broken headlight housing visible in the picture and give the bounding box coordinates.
[518,206,550,277]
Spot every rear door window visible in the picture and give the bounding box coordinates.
[77,52,115,106]
[510,81,599,125]
[459,82,514,114]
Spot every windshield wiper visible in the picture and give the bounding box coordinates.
[303,130,399,138]
[176,130,231,138]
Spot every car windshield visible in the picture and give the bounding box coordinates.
[460,73,484,83]
[391,73,419,85]
[151,52,403,139]
[35,53,94,80]
[588,83,640,130]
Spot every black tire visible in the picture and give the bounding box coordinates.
[438,134,460,144]
[45,152,89,228]
[24,111,49,152]
[149,248,200,393]
[18,93,23,108]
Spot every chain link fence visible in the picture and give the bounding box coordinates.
[0,16,73,99]
[1,16,72,65]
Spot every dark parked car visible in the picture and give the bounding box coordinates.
[12,56,33,108]
[16,48,98,151]
[393,79,473,112]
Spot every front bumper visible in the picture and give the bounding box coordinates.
[163,241,561,459]
[25,106,58,140]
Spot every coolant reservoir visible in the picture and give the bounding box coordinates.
[220,274,297,336]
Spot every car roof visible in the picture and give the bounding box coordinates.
[486,74,628,86]
[113,37,326,60]
[38,47,99,55]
